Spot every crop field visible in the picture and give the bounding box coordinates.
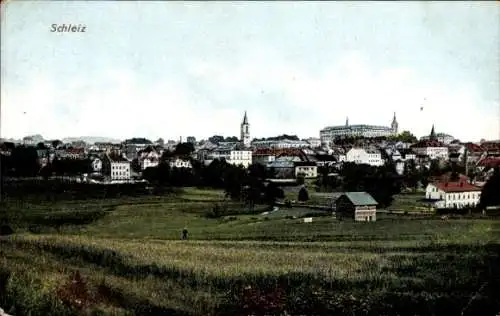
[1,188,499,315]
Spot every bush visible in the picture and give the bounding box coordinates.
[298,187,309,202]
[0,225,14,236]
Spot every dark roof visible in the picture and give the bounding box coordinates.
[294,161,317,167]
[315,154,337,161]
[411,140,445,148]
[339,192,378,206]
[108,154,129,163]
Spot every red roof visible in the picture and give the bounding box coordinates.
[464,143,484,153]
[480,142,500,153]
[67,148,85,154]
[434,181,482,193]
[253,148,305,156]
[478,157,500,168]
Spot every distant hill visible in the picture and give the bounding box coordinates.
[62,136,122,144]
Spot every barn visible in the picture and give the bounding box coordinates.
[335,192,378,221]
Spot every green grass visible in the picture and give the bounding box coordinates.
[387,192,433,212]
[1,187,499,315]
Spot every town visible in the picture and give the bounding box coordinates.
[1,111,499,217]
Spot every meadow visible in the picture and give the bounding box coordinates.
[1,188,499,315]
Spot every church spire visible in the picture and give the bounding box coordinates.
[242,111,248,125]
[391,112,398,134]
[430,124,436,140]
[240,111,250,148]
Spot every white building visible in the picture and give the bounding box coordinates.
[305,138,322,148]
[252,139,311,149]
[208,147,253,168]
[345,148,384,166]
[295,163,318,178]
[169,158,192,169]
[141,157,159,170]
[91,157,102,173]
[229,150,252,167]
[411,140,449,160]
[104,154,131,181]
[425,181,482,209]
[320,113,398,145]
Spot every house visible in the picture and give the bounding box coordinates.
[91,157,103,173]
[335,192,378,221]
[56,148,86,160]
[305,137,322,148]
[479,141,500,157]
[169,158,192,169]
[421,133,455,145]
[314,154,337,167]
[425,176,482,209]
[399,148,416,161]
[138,147,161,170]
[345,148,384,166]
[208,145,253,168]
[102,154,131,181]
[294,162,318,178]
[36,149,49,167]
[266,157,297,179]
[23,136,35,146]
[410,140,449,160]
[252,148,277,165]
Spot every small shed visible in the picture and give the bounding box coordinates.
[335,192,378,221]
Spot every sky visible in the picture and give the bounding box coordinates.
[1,1,499,142]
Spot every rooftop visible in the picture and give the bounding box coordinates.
[340,192,379,206]
[433,181,481,193]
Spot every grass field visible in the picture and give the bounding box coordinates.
[1,188,499,315]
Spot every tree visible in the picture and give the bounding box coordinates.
[429,160,442,177]
[124,138,153,144]
[388,131,418,143]
[11,146,40,177]
[224,136,239,142]
[340,162,401,208]
[479,167,500,209]
[174,142,195,157]
[298,187,309,202]
[264,182,282,206]
[36,142,46,149]
[51,140,63,148]
[39,164,53,180]
[296,173,305,185]
[131,158,141,173]
[208,135,225,144]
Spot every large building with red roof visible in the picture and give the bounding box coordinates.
[425,176,482,209]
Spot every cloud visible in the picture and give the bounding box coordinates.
[188,49,498,141]
[2,49,498,142]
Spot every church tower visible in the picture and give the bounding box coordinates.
[345,116,349,127]
[429,124,436,140]
[391,112,399,135]
[240,111,250,148]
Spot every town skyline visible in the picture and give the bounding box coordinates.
[2,2,499,141]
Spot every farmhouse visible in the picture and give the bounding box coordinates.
[335,192,378,222]
[425,179,482,209]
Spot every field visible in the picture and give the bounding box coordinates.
[1,188,499,315]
